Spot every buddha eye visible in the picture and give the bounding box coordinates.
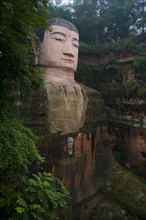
[50,32,66,42]
[73,40,79,48]
[52,37,65,42]
[73,43,79,48]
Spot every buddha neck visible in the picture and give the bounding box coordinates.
[43,67,76,84]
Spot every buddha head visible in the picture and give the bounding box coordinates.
[36,18,79,73]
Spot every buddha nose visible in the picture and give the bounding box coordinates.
[62,41,74,57]
[63,52,74,57]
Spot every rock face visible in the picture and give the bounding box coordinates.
[107,92,146,178]
[120,128,146,177]
[78,35,146,179]
[110,114,146,177]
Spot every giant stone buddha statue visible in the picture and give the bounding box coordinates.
[16,18,110,203]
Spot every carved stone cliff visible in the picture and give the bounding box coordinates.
[77,34,146,178]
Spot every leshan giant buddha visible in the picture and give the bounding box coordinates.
[17,18,110,203]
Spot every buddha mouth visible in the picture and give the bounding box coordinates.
[61,58,74,63]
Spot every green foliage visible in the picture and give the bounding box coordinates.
[79,43,97,54]
[98,56,119,81]
[101,82,122,97]
[0,113,43,217]
[72,0,136,43]
[79,33,146,56]
[76,56,120,92]
[0,114,70,219]
[55,0,146,44]
[0,114,43,183]
[135,0,146,33]
[134,56,146,81]
[100,79,146,100]
[84,96,106,131]
[14,172,70,220]
[47,2,73,22]
[119,81,146,98]
[72,0,101,43]
[112,150,121,161]
[76,60,98,89]
[0,0,49,110]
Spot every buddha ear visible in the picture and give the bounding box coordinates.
[33,37,40,66]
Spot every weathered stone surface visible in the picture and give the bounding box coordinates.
[44,81,87,134]
[115,127,146,177]
[104,156,146,219]
[107,102,146,177]
[14,81,110,203]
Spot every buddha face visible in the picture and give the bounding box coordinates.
[38,25,79,72]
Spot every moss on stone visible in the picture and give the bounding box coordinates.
[102,155,146,219]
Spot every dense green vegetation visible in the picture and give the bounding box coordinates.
[0,0,49,110]
[0,114,70,219]
[79,33,146,55]
[52,0,146,44]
